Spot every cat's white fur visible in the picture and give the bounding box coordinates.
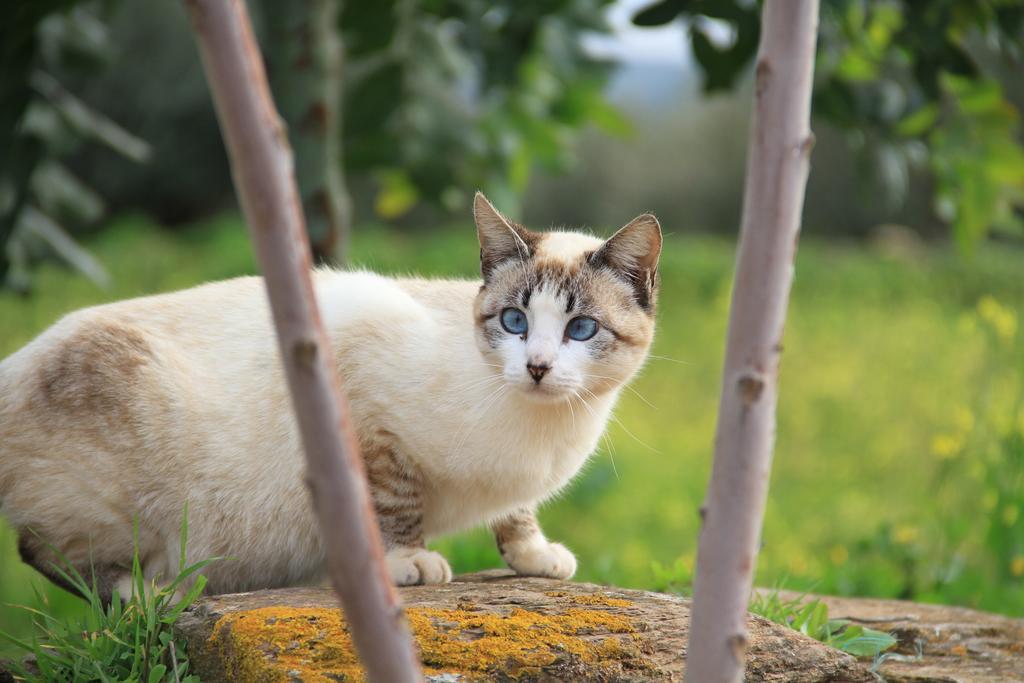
[0,271,606,590]
[0,196,660,594]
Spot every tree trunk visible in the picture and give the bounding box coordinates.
[685,2,819,682]
[182,1,420,681]
[261,0,352,264]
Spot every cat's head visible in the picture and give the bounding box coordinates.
[473,192,661,403]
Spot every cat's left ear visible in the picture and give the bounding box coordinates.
[590,213,662,309]
[474,192,537,281]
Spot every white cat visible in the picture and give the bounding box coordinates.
[0,193,660,599]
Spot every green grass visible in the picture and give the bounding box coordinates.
[749,589,896,659]
[1,214,1022,657]
[0,510,213,680]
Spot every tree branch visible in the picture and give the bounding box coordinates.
[182,1,421,680]
[685,2,820,682]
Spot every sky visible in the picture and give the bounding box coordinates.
[582,0,692,66]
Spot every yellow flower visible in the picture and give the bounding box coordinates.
[994,310,1017,342]
[957,314,978,336]
[953,406,974,435]
[1003,505,1019,527]
[893,525,919,545]
[829,545,849,566]
[1011,556,1024,577]
[977,295,1001,320]
[982,490,999,511]
[977,295,1018,343]
[788,555,808,575]
[931,433,962,459]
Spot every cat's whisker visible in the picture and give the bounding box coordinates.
[582,373,658,411]
[602,431,620,481]
[647,354,690,365]
[451,373,504,394]
[570,391,620,481]
[579,385,660,454]
[570,390,597,421]
[448,388,497,457]
[448,383,508,459]
[573,389,620,481]
[451,373,500,390]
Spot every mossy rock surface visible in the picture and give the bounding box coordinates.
[771,590,1024,682]
[174,571,871,682]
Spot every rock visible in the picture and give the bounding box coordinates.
[175,571,871,682]
[775,591,1024,682]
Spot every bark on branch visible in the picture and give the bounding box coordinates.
[182,1,421,680]
[686,2,820,682]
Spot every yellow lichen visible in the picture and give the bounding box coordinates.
[568,594,634,608]
[208,607,361,682]
[207,601,647,682]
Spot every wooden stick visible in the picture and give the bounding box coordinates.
[182,1,421,680]
[685,2,819,682]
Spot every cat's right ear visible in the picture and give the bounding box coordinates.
[474,192,536,281]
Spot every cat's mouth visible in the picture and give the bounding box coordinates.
[516,379,576,402]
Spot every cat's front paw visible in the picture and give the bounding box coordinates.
[386,547,453,586]
[502,539,577,580]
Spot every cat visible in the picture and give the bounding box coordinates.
[0,193,661,600]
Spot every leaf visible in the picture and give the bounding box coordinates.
[374,169,419,220]
[30,71,150,162]
[805,601,830,640]
[165,557,225,596]
[690,25,756,93]
[30,160,105,223]
[835,49,879,82]
[632,0,682,27]
[897,104,940,137]
[148,663,167,683]
[836,626,898,657]
[161,576,208,624]
[19,205,110,288]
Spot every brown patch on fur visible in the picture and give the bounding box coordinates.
[474,193,542,281]
[479,224,540,281]
[588,214,662,313]
[361,435,426,549]
[17,533,125,605]
[492,508,541,556]
[603,324,648,349]
[36,320,154,427]
[533,257,584,291]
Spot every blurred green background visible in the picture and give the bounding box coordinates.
[2,0,1023,656]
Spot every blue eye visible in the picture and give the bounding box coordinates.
[500,307,528,335]
[566,316,599,341]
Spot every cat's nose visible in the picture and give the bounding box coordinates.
[527,363,550,383]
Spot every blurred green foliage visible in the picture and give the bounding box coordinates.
[633,0,1024,250]
[2,215,1021,657]
[339,0,626,218]
[1,0,621,284]
[0,1,149,293]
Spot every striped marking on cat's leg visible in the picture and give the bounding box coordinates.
[363,438,451,585]
[18,533,130,606]
[492,508,577,580]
